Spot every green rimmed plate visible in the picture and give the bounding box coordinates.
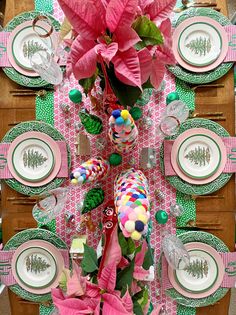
[165,231,229,307]
[2,121,71,195]
[168,8,234,84]
[4,228,68,302]
[160,118,232,195]
[3,11,60,87]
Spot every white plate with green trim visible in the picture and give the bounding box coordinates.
[178,22,222,67]
[11,24,53,70]
[13,246,57,289]
[177,134,221,179]
[168,242,225,299]
[10,138,55,182]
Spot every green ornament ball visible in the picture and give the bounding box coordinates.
[69,89,82,104]
[109,153,122,166]
[130,107,142,121]
[166,92,179,105]
[155,210,168,224]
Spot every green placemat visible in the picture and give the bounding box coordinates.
[35,0,53,14]
[39,304,55,315]
[36,92,54,125]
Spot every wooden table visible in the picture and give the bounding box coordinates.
[0,0,235,315]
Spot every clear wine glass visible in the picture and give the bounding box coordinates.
[166,100,189,123]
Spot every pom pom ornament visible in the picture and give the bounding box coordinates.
[79,110,103,134]
[109,153,122,166]
[70,157,110,185]
[69,89,83,104]
[108,109,138,153]
[129,107,142,121]
[114,169,150,240]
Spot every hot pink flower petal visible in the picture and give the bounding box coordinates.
[51,288,92,315]
[82,297,101,311]
[150,59,166,89]
[114,26,141,52]
[138,0,154,12]
[130,280,142,294]
[98,262,117,292]
[57,0,105,39]
[155,45,176,65]
[106,0,138,33]
[112,48,142,88]
[159,18,172,46]
[85,282,100,298]
[135,239,147,266]
[70,37,97,80]
[133,266,150,280]
[103,225,122,268]
[117,256,129,269]
[122,289,133,312]
[138,48,152,84]
[102,293,132,315]
[145,0,176,23]
[95,43,118,65]
[66,263,86,297]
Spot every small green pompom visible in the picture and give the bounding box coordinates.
[130,107,142,121]
[109,153,122,166]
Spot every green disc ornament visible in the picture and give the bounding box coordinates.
[69,89,82,104]
[166,92,180,105]
[155,210,168,224]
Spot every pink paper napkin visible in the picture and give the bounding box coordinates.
[224,25,236,62]
[164,137,236,176]
[0,141,69,179]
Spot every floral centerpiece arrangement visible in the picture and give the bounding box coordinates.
[58,0,176,106]
[52,202,157,315]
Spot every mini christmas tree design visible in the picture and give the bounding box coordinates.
[25,254,51,274]
[79,111,103,135]
[186,37,211,56]
[82,188,105,214]
[185,146,210,167]
[184,259,209,279]
[23,40,47,59]
[23,149,48,169]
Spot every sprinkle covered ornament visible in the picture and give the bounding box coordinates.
[114,168,150,240]
[108,109,138,153]
[70,157,110,185]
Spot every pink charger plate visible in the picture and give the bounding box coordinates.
[171,128,227,185]
[7,131,61,187]
[172,16,229,73]
[11,240,64,295]
[7,20,58,77]
[168,242,225,299]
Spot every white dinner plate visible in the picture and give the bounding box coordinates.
[178,22,222,67]
[177,134,221,179]
[12,25,53,70]
[14,246,57,289]
[11,138,55,182]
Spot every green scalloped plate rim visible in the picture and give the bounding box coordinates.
[165,231,229,307]
[2,120,71,196]
[168,8,234,84]
[2,11,60,87]
[160,118,232,195]
[4,228,68,302]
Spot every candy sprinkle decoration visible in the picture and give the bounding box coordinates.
[108,109,138,153]
[114,168,150,240]
[70,157,110,185]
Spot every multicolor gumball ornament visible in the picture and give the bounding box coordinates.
[114,168,150,240]
[108,109,138,153]
[70,157,110,185]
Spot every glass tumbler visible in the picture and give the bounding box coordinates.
[156,115,180,137]
[30,49,63,85]
[166,100,189,124]
[162,231,190,270]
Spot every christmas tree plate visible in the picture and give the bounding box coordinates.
[2,121,71,195]
[171,128,227,184]
[168,8,233,84]
[3,11,60,87]
[168,242,224,298]
[4,229,68,302]
[165,231,229,307]
[160,119,232,195]
[173,16,228,72]
[12,245,57,291]
[7,131,61,186]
